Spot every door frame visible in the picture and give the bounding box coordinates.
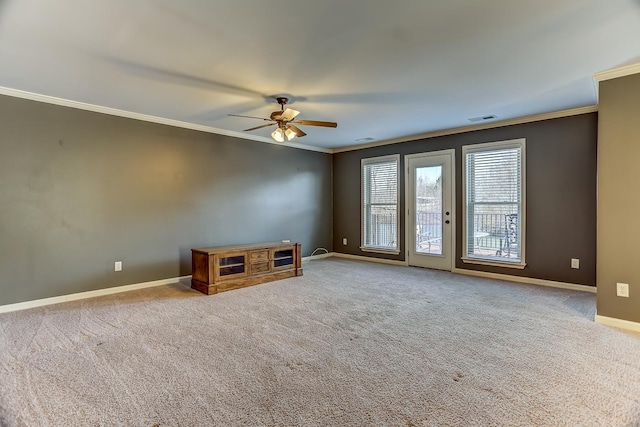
[404,149,456,271]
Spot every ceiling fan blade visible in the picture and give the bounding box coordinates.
[244,123,276,132]
[228,114,272,121]
[280,108,300,122]
[288,124,307,137]
[291,120,338,128]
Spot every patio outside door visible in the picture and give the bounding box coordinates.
[406,150,454,270]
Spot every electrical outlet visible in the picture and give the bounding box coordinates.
[114,261,122,272]
[616,283,629,298]
[343,238,348,245]
[571,258,579,269]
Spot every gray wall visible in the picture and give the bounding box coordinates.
[597,73,640,323]
[0,95,333,305]
[334,113,597,286]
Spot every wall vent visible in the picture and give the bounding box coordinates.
[468,115,497,122]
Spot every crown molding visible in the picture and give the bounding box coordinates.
[0,86,332,154]
[593,63,640,82]
[0,84,601,156]
[331,105,598,153]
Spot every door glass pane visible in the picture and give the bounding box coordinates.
[415,166,443,255]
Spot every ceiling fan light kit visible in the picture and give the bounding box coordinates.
[271,127,285,142]
[284,127,297,141]
[229,97,337,143]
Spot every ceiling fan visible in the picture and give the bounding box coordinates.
[229,97,337,142]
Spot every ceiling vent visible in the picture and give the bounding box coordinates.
[468,115,497,123]
[356,137,376,142]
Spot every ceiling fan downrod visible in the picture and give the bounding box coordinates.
[276,97,288,111]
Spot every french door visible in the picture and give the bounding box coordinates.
[406,150,455,270]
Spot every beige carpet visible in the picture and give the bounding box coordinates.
[0,258,638,426]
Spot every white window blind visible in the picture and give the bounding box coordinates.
[362,155,399,252]
[463,139,525,266]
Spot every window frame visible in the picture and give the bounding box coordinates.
[461,138,526,269]
[360,154,401,254]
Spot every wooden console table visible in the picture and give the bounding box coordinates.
[191,242,302,295]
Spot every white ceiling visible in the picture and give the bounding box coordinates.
[1,0,639,150]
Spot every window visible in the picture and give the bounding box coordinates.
[361,154,400,253]
[462,139,526,268]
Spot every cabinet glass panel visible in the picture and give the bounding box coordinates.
[220,265,245,276]
[274,249,293,259]
[274,258,293,268]
[219,255,245,267]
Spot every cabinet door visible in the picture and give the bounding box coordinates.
[272,246,295,271]
[215,251,248,281]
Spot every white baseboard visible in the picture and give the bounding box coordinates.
[319,255,594,295]
[0,275,192,314]
[1,259,599,314]
[330,252,408,266]
[595,315,640,333]
[0,254,399,313]
[451,267,596,293]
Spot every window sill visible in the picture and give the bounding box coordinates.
[461,257,526,270]
[360,247,401,255]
